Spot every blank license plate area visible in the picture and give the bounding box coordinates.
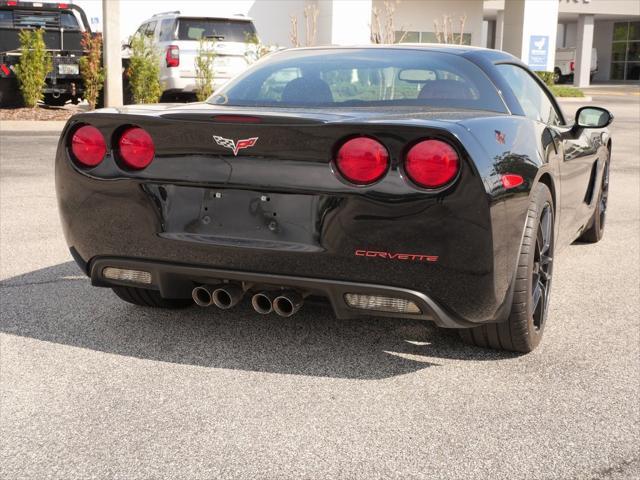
[58,64,79,75]
[201,189,317,240]
[153,186,323,249]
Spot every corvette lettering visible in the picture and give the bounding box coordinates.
[213,135,259,156]
[355,250,438,262]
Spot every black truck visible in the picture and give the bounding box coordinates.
[0,0,92,107]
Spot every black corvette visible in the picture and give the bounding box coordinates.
[55,45,613,352]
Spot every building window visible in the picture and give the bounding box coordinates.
[394,31,471,45]
[611,21,640,81]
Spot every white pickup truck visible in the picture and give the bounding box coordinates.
[554,47,598,84]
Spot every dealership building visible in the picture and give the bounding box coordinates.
[247,0,640,86]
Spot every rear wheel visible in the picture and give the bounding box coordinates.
[112,286,193,309]
[578,155,610,243]
[43,94,69,107]
[459,184,555,353]
[0,78,23,108]
[553,68,562,84]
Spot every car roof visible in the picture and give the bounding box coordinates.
[278,44,518,62]
[146,12,254,22]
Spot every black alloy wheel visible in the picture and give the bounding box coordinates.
[459,184,555,352]
[532,203,554,332]
[579,154,610,243]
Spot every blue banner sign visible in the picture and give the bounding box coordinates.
[528,35,549,70]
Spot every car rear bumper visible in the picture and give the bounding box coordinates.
[89,256,476,328]
[57,174,514,327]
[160,75,233,93]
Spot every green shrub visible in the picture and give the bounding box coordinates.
[79,32,105,110]
[14,29,51,108]
[535,71,555,87]
[550,85,585,97]
[127,35,161,104]
[195,38,216,101]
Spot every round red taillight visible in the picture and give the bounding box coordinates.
[404,139,460,189]
[71,125,106,167]
[335,137,389,185]
[118,127,155,170]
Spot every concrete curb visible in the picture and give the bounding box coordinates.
[0,120,67,132]
[557,96,593,103]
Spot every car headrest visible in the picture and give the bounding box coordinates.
[281,77,334,104]
[418,80,472,100]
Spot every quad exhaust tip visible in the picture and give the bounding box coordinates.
[194,285,304,317]
[273,291,304,318]
[212,284,243,309]
[192,285,216,307]
[251,291,276,315]
[192,284,244,308]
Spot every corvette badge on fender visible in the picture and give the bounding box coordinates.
[213,135,259,156]
[355,250,438,262]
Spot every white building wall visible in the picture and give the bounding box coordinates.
[486,0,640,17]
[558,0,640,16]
[376,0,484,46]
[333,0,372,44]
[315,0,334,45]
[556,23,565,48]
[593,21,614,81]
[502,0,559,71]
[315,0,373,45]
[564,22,578,48]
[248,0,309,46]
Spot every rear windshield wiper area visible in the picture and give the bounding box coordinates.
[9,9,81,30]
[13,9,60,28]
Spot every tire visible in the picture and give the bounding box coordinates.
[112,286,193,309]
[43,94,68,107]
[0,78,23,108]
[459,184,555,353]
[579,154,610,243]
[553,68,562,84]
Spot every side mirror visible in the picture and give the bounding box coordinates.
[575,106,613,129]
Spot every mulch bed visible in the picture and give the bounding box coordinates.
[0,105,84,121]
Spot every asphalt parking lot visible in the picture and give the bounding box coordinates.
[1,93,639,479]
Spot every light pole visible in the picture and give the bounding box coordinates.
[102,0,123,107]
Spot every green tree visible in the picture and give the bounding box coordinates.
[14,29,51,108]
[127,35,161,104]
[79,32,105,109]
[195,38,216,101]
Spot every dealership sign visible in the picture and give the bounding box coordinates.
[528,36,549,69]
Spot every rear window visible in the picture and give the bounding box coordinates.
[177,18,256,42]
[7,9,80,30]
[0,9,12,28]
[60,12,80,30]
[13,9,58,28]
[209,48,506,112]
